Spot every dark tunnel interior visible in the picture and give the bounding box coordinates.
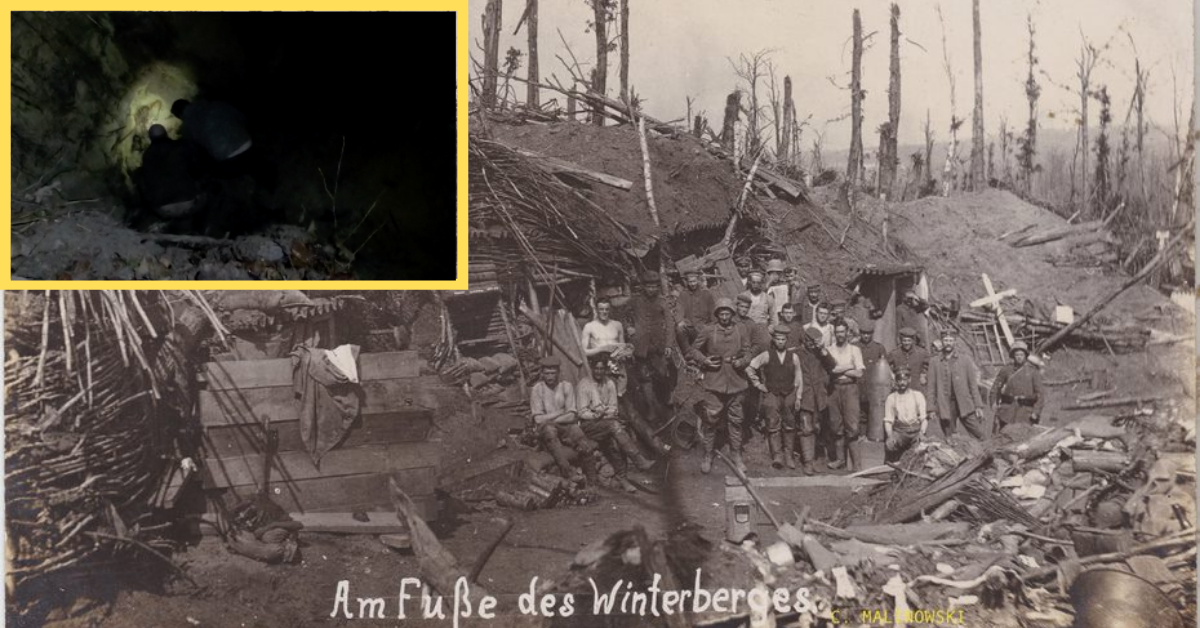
[11,11,457,280]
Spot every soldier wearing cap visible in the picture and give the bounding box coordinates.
[688,298,751,474]
[897,290,929,347]
[577,353,656,472]
[530,356,600,482]
[857,318,891,443]
[675,263,715,348]
[830,301,859,337]
[745,324,804,469]
[795,326,834,474]
[990,340,1044,430]
[888,327,931,394]
[734,292,771,434]
[927,328,986,439]
[740,269,773,325]
[623,270,679,431]
[764,259,790,325]
[826,320,865,470]
[884,367,927,460]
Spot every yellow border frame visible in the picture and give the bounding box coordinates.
[3,2,468,289]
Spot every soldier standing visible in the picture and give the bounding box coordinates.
[990,340,1044,430]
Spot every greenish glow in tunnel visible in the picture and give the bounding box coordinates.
[114,61,197,189]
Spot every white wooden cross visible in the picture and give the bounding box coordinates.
[973,274,1016,347]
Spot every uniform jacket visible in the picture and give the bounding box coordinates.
[927,351,984,418]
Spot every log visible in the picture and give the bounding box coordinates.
[998,426,1072,461]
[878,455,990,524]
[636,116,661,227]
[290,512,407,534]
[1071,450,1131,473]
[390,479,490,599]
[509,146,633,190]
[1063,393,1173,410]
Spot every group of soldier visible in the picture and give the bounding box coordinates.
[527,258,1045,484]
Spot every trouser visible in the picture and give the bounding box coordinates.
[761,391,797,433]
[886,422,921,457]
[995,403,1035,429]
[939,410,986,440]
[579,418,643,466]
[827,382,861,440]
[698,391,744,454]
[537,422,598,475]
[795,409,818,465]
[629,354,673,427]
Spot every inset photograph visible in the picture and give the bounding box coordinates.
[11,11,456,280]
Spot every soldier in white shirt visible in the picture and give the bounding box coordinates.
[884,368,927,460]
[825,322,864,470]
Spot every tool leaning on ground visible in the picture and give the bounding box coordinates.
[715,450,840,570]
[225,415,302,563]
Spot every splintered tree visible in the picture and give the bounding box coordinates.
[923,110,935,194]
[481,0,503,108]
[1016,13,1039,194]
[847,9,864,187]
[969,0,985,190]
[936,4,960,196]
[587,0,614,125]
[514,0,539,108]
[619,0,630,104]
[879,3,902,197]
[1093,85,1112,211]
[720,91,741,150]
[1125,32,1150,202]
[778,76,795,168]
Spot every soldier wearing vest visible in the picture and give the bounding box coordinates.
[745,324,804,469]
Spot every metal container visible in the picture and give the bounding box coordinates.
[724,476,757,542]
[1069,568,1183,628]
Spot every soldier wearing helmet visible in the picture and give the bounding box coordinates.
[990,340,1044,430]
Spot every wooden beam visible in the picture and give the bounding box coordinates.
[510,146,634,190]
[291,512,409,535]
[202,351,422,391]
[203,441,440,489]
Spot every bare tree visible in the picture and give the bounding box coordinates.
[936,4,960,196]
[729,49,775,158]
[879,3,902,197]
[1016,13,1040,194]
[998,116,1009,185]
[969,0,985,190]
[1124,32,1150,203]
[1093,85,1113,212]
[619,0,630,104]
[481,0,503,108]
[1073,34,1105,210]
[847,9,864,187]
[811,129,826,176]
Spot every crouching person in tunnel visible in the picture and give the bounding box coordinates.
[172,98,278,193]
[529,356,600,484]
[577,354,656,475]
[133,124,206,221]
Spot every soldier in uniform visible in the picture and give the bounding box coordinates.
[688,298,751,474]
[674,264,715,349]
[887,327,931,395]
[990,340,1044,430]
[795,327,833,474]
[927,329,987,439]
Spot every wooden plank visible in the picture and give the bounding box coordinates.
[202,351,422,391]
[746,476,885,488]
[290,512,409,535]
[202,441,441,489]
[199,376,444,427]
[224,471,437,513]
[203,410,434,457]
[511,147,634,190]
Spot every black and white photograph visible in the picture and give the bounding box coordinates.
[11,12,457,281]
[3,0,1199,626]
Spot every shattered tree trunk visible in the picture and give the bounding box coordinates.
[619,0,629,104]
[592,0,608,126]
[693,115,703,138]
[526,0,539,108]
[720,91,740,150]
[924,110,934,191]
[1022,13,1039,194]
[970,0,986,190]
[779,76,793,167]
[481,0,502,108]
[847,9,864,188]
[881,3,901,197]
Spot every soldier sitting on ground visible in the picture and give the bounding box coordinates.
[884,368,927,462]
[529,356,600,483]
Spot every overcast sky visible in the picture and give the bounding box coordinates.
[470,0,1195,151]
